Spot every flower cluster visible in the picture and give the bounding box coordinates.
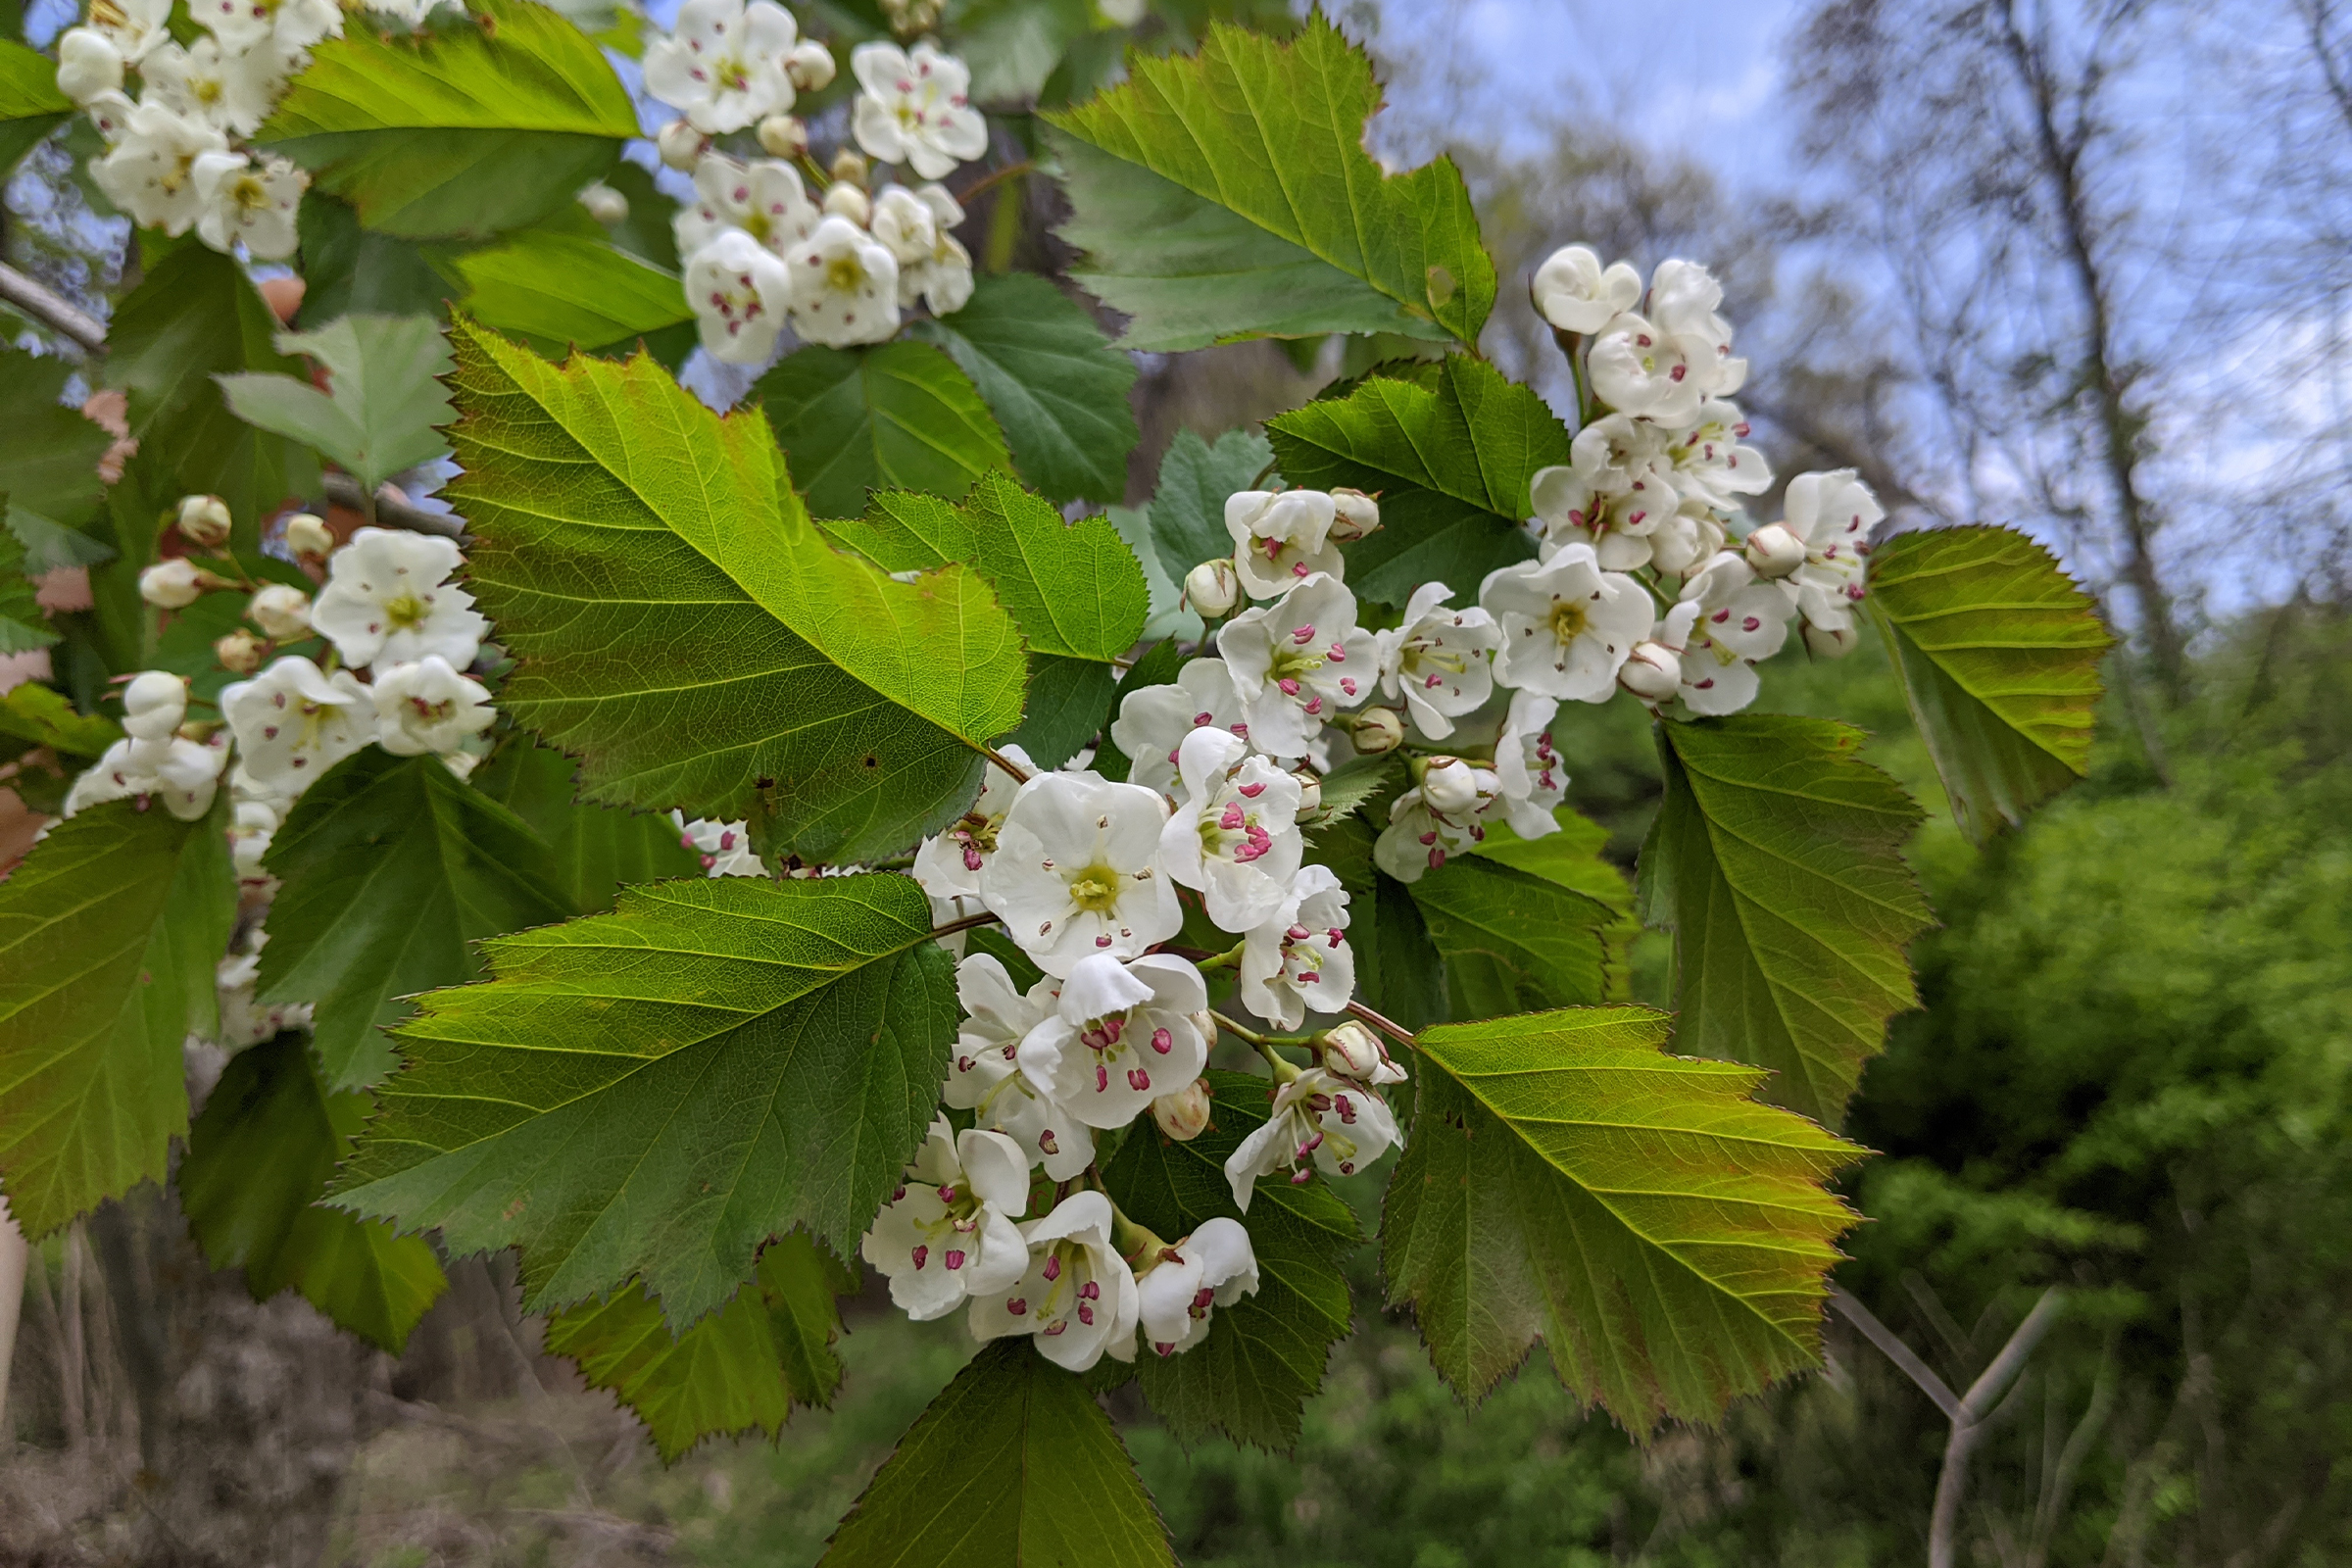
[641,1,981,363]
[47,0,407,258]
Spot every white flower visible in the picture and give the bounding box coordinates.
[370,657,495,757]
[945,954,1094,1179]
[977,770,1181,975]
[1137,1217,1258,1357]
[1663,399,1771,512]
[1374,771,1494,882]
[228,798,277,880]
[55,27,123,103]
[193,151,305,260]
[1679,550,1796,662]
[1527,456,1682,571]
[1531,243,1642,334]
[851,41,988,181]
[643,0,801,135]
[910,743,1035,901]
[1587,311,1727,428]
[1776,469,1883,633]
[84,0,172,64]
[1224,1067,1399,1210]
[968,1190,1139,1372]
[861,1119,1031,1321]
[1570,413,1673,494]
[676,814,763,876]
[1647,258,1747,397]
[91,103,227,235]
[1225,489,1343,600]
[1237,863,1354,1030]
[65,730,225,821]
[1374,582,1498,741]
[1015,953,1208,1129]
[868,184,937,267]
[1644,602,1760,716]
[685,228,792,365]
[1489,689,1567,838]
[247,582,311,640]
[784,215,900,348]
[674,154,818,260]
[1108,658,1254,798]
[1479,543,1653,704]
[141,37,282,135]
[220,656,372,789]
[193,0,341,56]
[894,183,973,315]
[1218,574,1377,757]
[366,0,464,24]
[1157,727,1303,934]
[122,669,188,741]
[310,526,486,672]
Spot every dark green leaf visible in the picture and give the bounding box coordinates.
[1640,714,1932,1125]
[0,348,113,569]
[1411,852,1614,1018]
[332,873,956,1325]
[1471,809,1638,1003]
[255,746,575,1092]
[295,194,457,322]
[448,230,690,356]
[950,0,1099,104]
[754,340,1010,519]
[1266,356,1562,606]
[1043,15,1494,351]
[1145,426,1271,584]
[1867,523,2110,843]
[0,798,235,1238]
[909,273,1140,505]
[545,1231,850,1462]
[1384,1005,1862,1434]
[1004,655,1117,770]
[180,1032,449,1352]
[0,525,55,653]
[1102,1068,1356,1448]
[819,1340,1175,1568]
[473,737,702,915]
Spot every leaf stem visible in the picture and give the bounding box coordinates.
[979,745,1032,784]
[927,906,1002,941]
[1193,943,1246,974]
[1343,1001,1417,1051]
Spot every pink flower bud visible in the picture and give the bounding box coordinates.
[1150,1078,1213,1141]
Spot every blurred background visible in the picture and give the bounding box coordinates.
[7,0,2352,1563]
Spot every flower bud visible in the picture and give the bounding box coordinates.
[822,181,871,225]
[757,113,809,159]
[247,582,313,641]
[1618,640,1683,704]
[1182,557,1240,616]
[1190,1009,1218,1050]
[1803,621,1860,660]
[1347,706,1405,755]
[282,512,333,560]
[55,27,122,105]
[1420,758,1480,814]
[656,119,706,171]
[174,493,232,549]
[1291,767,1322,817]
[1743,521,1805,579]
[214,628,269,674]
[578,182,628,225]
[1318,1020,1401,1086]
[784,39,836,91]
[120,670,187,741]
[1149,1079,1213,1142]
[138,558,208,609]
[1327,487,1380,542]
[830,147,869,187]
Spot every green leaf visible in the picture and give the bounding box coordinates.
[1145,426,1272,584]
[545,1231,850,1462]
[1304,751,1396,837]
[0,799,235,1238]
[473,738,702,915]
[1472,809,1638,1003]
[1411,853,1615,1018]
[443,318,1028,862]
[754,340,1010,520]
[909,273,1140,505]
[1383,1004,1862,1434]
[332,873,955,1326]
[819,1340,1175,1568]
[0,348,114,569]
[0,682,121,760]
[180,1033,449,1353]
[258,0,636,239]
[216,313,455,491]
[1866,524,2110,844]
[830,472,1149,663]
[0,40,71,174]
[448,229,691,356]
[254,747,575,1093]
[295,194,457,322]
[1640,714,1932,1126]
[1102,1069,1356,1448]
[0,525,55,654]
[1266,356,1562,606]
[1042,14,1494,351]
[950,0,1100,104]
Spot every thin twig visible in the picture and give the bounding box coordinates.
[0,263,106,354]
[954,159,1034,206]
[928,906,1003,941]
[1343,1000,1417,1051]
[1830,1284,1965,1423]
[321,472,466,540]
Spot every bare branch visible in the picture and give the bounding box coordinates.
[0,263,107,355]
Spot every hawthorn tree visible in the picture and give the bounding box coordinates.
[0,0,2112,1560]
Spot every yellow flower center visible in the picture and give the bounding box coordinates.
[382,592,427,631]
[825,253,866,293]
[1065,864,1122,913]
[1548,600,1590,646]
